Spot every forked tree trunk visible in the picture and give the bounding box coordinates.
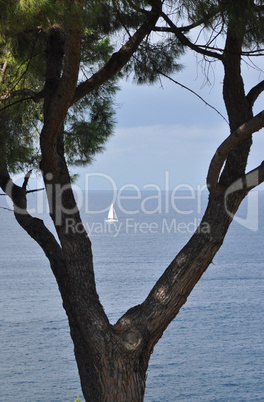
[0,153,253,401]
[54,188,246,401]
[60,25,256,394]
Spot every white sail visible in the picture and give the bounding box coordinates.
[105,203,118,222]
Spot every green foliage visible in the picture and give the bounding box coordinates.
[65,88,116,166]
[0,32,46,100]
[0,23,44,172]
[1,0,264,176]
[81,37,115,73]
[66,34,118,166]
[0,0,60,33]
[65,395,81,402]
[176,0,264,46]
[0,0,119,173]
[124,37,184,85]
[0,103,40,172]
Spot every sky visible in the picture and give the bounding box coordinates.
[75,50,264,192]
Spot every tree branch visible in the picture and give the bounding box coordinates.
[0,164,64,276]
[0,88,44,104]
[241,161,264,191]
[156,70,228,123]
[0,205,13,212]
[114,200,238,352]
[207,110,264,195]
[0,61,7,82]
[72,2,162,104]
[26,188,45,194]
[154,4,218,34]
[14,209,65,273]
[158,10,223,60]
[246,80,264,108]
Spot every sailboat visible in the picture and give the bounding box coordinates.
[105,203,118,223]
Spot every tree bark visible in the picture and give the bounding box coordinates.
[220,16,253,187]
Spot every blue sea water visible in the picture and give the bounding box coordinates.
[0,190,263,401]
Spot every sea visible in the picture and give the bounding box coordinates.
[0,189,263,402]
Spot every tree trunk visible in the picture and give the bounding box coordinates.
[71,327,149,401]
[220,13,253,187]
[60,10,259,400]
[52,186,246,401]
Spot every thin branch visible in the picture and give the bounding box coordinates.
[180,20,211,32]
[0,31,45,111]
[198,43,225,53]
[154,23,218,33]
[3,30,43,99]
[241,48,264,54]
[0,90,44,113]
[0,61,8,82]
[154,2,219,32]
[207,110,264,195]
[154,30,264,57]
[0,205,13,211]
[26,188,44,194]
[181,5,220,32]
[0,88,44,103]
[158,9,223,60]
[154,26,173,32]
[197,46,264,56]
[157,70,228,123]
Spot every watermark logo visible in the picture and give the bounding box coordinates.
[4,171,207,215]
[84,172,207,215]
[224,170,259,232]
[2,170,261,235]
[65,217,211,237]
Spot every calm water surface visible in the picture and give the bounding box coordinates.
[0,191,263,401]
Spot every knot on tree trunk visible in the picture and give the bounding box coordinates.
[113,318,150,356]
[122,328,143,352]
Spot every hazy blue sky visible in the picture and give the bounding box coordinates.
[75,50,264,191]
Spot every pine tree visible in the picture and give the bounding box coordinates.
[1,1,264,400]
